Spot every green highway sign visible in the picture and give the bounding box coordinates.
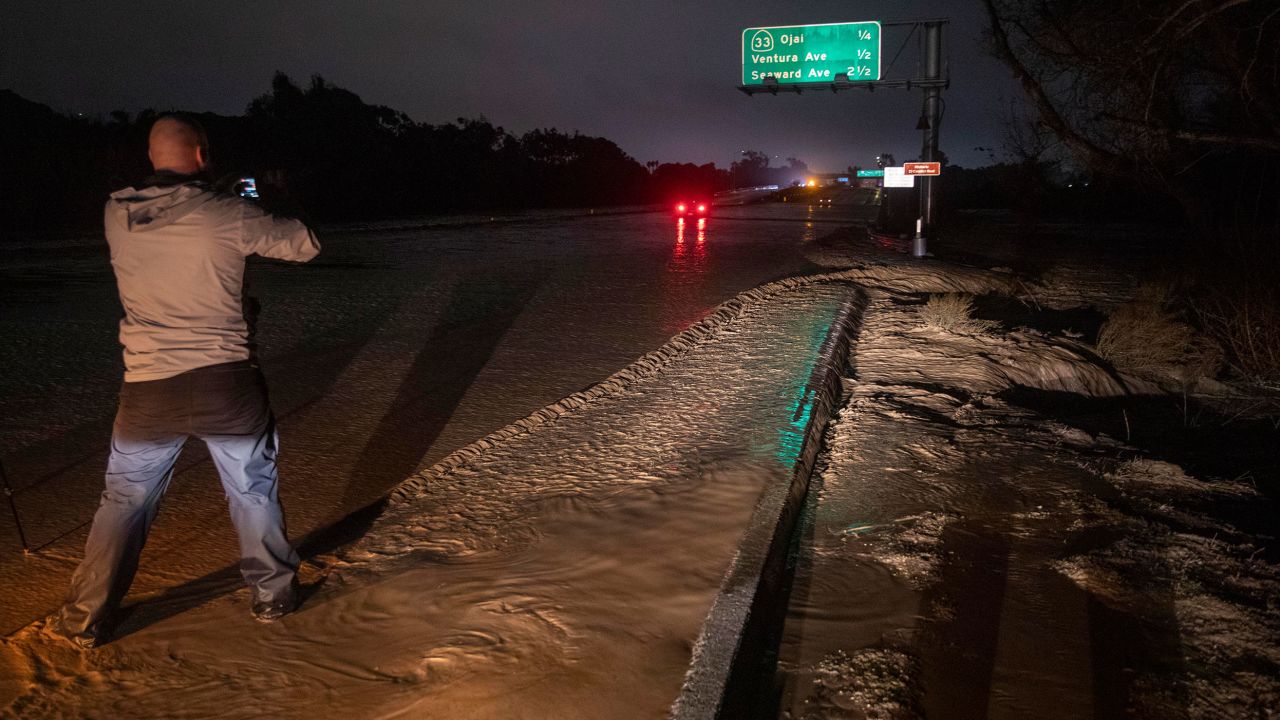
[856,169,885,177]
[742,21,881,86]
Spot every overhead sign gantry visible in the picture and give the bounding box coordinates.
[737,19,949,258]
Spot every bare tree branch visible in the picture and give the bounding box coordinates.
[982,0,1129,175]
[1172,130,1280,151]
[1148,0,1248,45]
[1242,5,1280,124]
[1098,110,1280,151]
[1168,0,1253,44]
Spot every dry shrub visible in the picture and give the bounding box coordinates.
[1097,283,1222,380]
[920,294,998,334]
[1193,284,1280,388]
[1183,229,1280,388]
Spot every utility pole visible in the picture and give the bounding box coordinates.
[915,21,944,257]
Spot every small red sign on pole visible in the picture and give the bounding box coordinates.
[903,162,941,176]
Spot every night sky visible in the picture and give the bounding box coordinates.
[2,0,1016,171]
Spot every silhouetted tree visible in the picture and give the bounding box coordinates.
[982,0,1280,228]
[520,129,649,206]
[1,75,793,233]
[731,150,772,187]
[649,162,726,200]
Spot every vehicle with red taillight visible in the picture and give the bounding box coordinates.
[673,200,709,217]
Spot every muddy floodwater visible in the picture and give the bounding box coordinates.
[6,207,1272,718]
[0,231,861,719]
[0,203,868,634]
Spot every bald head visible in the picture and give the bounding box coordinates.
[148,115,209,175]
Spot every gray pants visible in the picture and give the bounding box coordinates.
[60,363,298,640]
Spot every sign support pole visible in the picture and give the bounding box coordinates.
[917,21,944,256]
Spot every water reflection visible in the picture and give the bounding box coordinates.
[661,218,712,332]
[775,317,829,464]
[799,205,817,245]
[669,217,708,274]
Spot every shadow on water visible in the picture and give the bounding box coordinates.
[261,289,406,422]
[107,495,391,643]
[772,409,1200,719]
[916,485,1190,719]
[1066,472,1194,720]
[916,519,1011,720]
[1086,587,1191,719]
[337,270,542,508]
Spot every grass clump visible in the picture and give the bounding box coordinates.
[920,294,998,334]
[1097,283,1222,380]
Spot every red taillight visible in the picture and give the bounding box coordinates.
[676,203,686,212]
[697,204,707,213]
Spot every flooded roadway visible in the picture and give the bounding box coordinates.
[0,201,872,633]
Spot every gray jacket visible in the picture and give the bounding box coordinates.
[105,180,320,382]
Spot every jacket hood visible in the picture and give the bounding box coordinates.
[108,182,216,232]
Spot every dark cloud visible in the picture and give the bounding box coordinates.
[2,0,1016,170]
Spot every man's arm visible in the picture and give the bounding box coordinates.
[240,200,321,262]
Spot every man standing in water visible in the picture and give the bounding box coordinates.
[57,115,321,648]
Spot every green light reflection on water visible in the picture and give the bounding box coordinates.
[775,307,836,465]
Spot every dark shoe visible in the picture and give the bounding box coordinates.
[251,596,296,623]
